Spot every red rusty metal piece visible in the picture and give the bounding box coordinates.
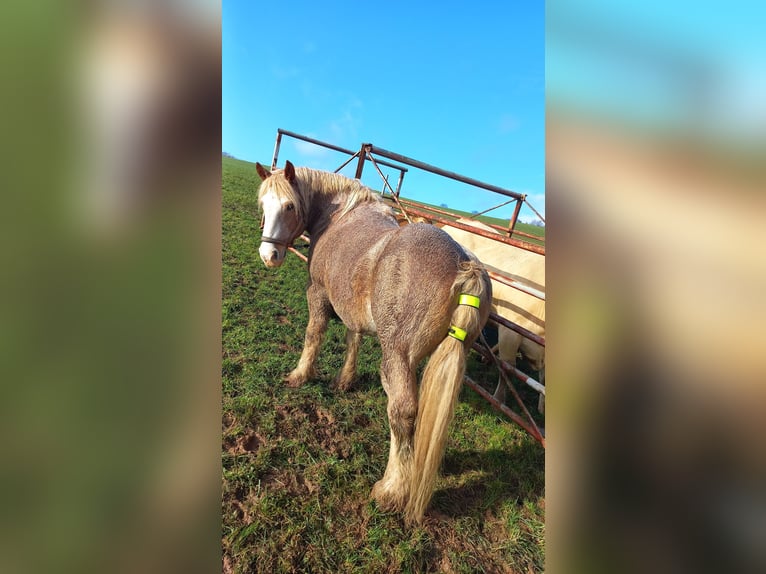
[396,199,465,222]
[489,313,545,347]
[333,150,360,173]
[511,228,544,242]
[287,246,307,262]
[398,203,545,255]
[523,197,546,224]
[477,339,546,395]
[276,129,407,173]
[509,195,523,235]
[464,376,545,446]
[486,269,545,301]
[472,338,545,444]
[366,151,413,224]
[396,198,544,244]
[367,144,525,200]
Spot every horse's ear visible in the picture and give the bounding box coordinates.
[256,162,271,180]
[284,160,296,183]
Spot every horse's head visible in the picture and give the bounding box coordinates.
[256,160,306,268]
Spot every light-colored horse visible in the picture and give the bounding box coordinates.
[256,161,491,525]
[443,219,545,385]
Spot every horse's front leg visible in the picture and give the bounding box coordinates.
[286,284,331,387]
[333,329,361,391]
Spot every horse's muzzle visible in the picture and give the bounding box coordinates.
[259,242,285,268]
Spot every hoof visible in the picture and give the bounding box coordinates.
[371,480,407,513]
[332,374,355,392]
[284,369,309,388]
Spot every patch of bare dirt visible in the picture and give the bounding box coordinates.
[224,429,268,455]
[260,468,319,496]
[274,402,352,459]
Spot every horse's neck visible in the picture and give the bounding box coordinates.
[304,189,344,238]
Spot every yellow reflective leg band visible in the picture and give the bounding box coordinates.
[448,325,467,341]
[458,294,481,308]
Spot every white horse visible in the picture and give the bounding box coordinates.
[443,219,545,387]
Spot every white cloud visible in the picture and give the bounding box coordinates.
[292,137,330,158]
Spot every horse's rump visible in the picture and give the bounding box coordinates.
[369,223,477,360]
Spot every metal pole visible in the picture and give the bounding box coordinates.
[333,150,360,174]
[396,199,544,242]
[395,169,405,198]
[489,313,545,347]
[270,131,283,170]
[464,376,545,446]
[508,197,523,235]
[400,204,545,255]
[354,144,370,179]
[368,144,525,200]
[524,197,546,224]
[276,129,408,173]
[486,269,545,302]
[473,335,545,444]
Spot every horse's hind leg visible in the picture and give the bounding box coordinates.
[372,352,417,512]
[286,283,331,387]
[334,329,361,391]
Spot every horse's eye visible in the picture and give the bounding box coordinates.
[285,203,295,211]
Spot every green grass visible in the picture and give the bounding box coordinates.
[222,155,544,573]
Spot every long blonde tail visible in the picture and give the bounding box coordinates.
[404,259,491,524]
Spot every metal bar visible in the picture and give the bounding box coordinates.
[367,153,397,196]
[367,144,525,200]
[473,335,545,443]
[396,199,533,239]
[489,313,545,347]
[464,376,545,446]
[524,197,546,223]
[333,150,360,174]
[395,169,405,197]
[486,269,545,301]
[277,128,356,157]
[277,129,408,173]
[504,364,545,396]
[354,143,369,179]
[396,199,465,222]
[401,204,546,255]
[270,131,283,170]
[397,199,543,244]
[468,197,518,219]
[509,198,523,234]
[367,152,412,223]
[476,340,546,395]
[512,228,545,242]
[287,246,307,262]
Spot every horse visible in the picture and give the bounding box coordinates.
[255,160,492,525]
[442,219,545,402]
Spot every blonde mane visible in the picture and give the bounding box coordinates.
[258,166,381,223]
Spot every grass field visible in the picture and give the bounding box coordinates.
[222,156,545,573]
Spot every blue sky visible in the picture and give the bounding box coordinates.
[547,2,766,142]
[222,1,545,222]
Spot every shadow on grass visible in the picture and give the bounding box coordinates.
[434,439,545,519]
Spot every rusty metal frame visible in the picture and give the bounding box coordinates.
[269,129,545,445]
